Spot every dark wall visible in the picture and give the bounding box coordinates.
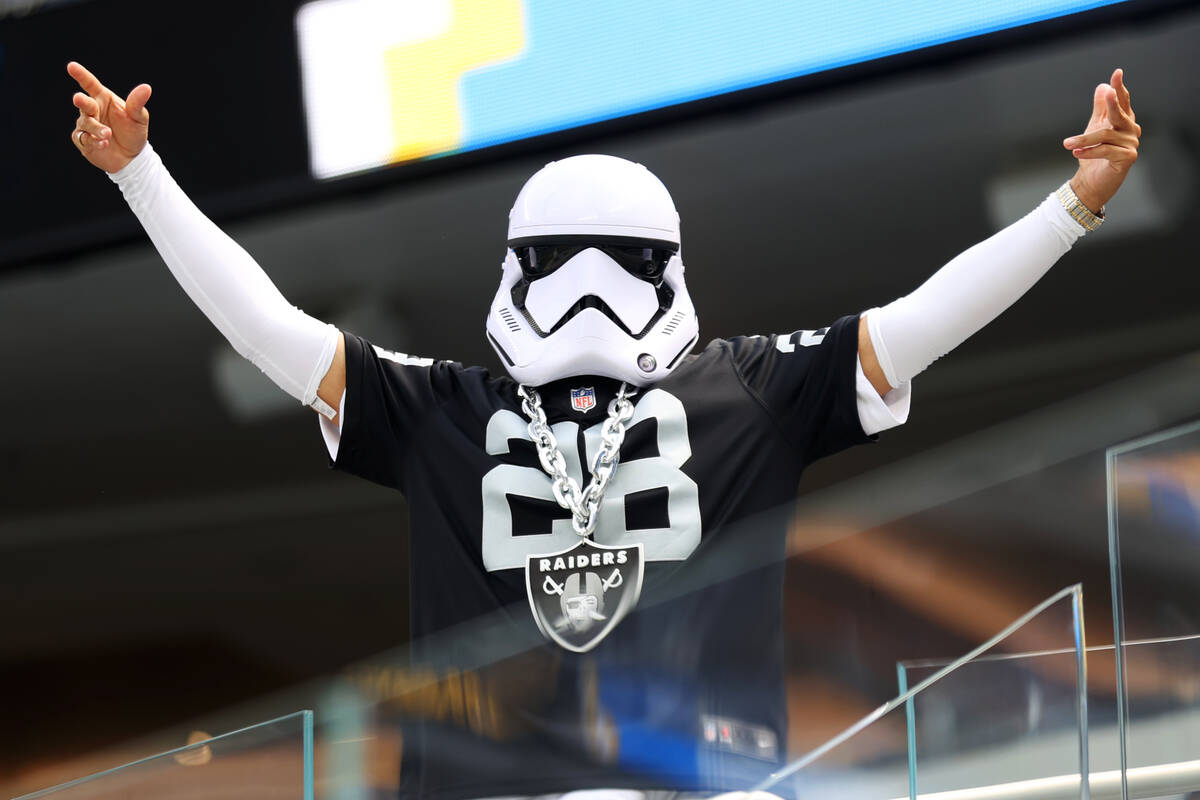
[0,0,309,266]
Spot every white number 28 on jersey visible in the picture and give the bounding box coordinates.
[480,389,702,572]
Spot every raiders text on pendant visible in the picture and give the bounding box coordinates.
[538,549,628,572]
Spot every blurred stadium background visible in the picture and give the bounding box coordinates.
[1,0,1198,796]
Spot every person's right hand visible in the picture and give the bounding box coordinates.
[67,61,151,173]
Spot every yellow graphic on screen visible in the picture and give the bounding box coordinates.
[385,0,525,162]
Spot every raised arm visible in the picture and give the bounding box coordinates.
[859,68,1141,396]
[67,62,348,420]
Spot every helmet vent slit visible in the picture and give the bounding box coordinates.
[498,307,521,332]
[661,311,686,335]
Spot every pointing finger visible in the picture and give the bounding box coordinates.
[125,83,152,124]
[67,61,109,99]
[1112,67,1133,116]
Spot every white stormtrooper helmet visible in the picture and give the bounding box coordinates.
[486,154,699,387]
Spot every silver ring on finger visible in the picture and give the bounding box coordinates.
[76,129,88,147]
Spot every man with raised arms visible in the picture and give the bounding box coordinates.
[66,59,1139,798]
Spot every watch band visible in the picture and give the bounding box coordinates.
[1056,181,1105,232]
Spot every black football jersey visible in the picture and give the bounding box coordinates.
[330,314,872,798]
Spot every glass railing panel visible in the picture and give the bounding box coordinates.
[12,711,312,800]
[1107,420,1200,797]
[754,585,1088,800]
[897,589,1089,797]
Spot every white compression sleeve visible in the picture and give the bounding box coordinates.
[109,144,340,416]
[867,190,1088,388]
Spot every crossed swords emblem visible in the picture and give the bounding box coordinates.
[543,568,623,596]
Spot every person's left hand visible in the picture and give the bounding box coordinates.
[1063,68,1141,214]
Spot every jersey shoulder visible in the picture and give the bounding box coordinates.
[664,316,867,462]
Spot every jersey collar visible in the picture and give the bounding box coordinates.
[534,375,627,422]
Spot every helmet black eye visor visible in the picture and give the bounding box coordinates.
[509,235,679,284]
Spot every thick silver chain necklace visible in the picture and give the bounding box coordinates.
[517,383,637,538]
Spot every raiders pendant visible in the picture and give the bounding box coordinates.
[525,540,644,653]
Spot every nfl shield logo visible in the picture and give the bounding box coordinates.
[525,540,644,653]
[570,387,596,413]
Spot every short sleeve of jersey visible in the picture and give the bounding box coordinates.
[332,333,475,491]
[724,314,872,464]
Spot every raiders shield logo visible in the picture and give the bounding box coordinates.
[570,387,596,413]
[525,539,644,653]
